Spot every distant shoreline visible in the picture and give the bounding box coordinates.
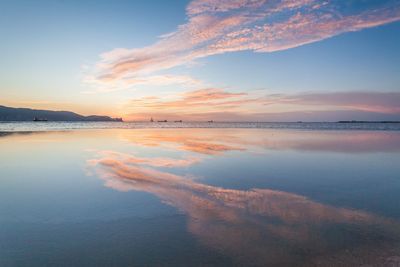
[1,121,400,132]
[337,120,400,123]
[0,105,122,122]
[1,120,400,123]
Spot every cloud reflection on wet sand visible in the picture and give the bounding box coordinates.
[95,150,202,168]
[89,151,400,266]
[120,129,400,154]
[2,129,399,154]
[120,130,245,155]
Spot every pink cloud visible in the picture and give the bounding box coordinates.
[124,89,400,121]
[91,0,400,85]
[275,92,400,113]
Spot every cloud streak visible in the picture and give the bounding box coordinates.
[82,74,205,93]
[270,91,400,113]
[92,0,400,84]
[124,90,400,121]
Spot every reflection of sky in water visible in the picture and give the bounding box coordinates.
[1,129,400,266]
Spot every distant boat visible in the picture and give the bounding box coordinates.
[150,117,154,122]
[174,120,182,123]
[33,117,48,122]
[158,120,167,122]
[207,120,214,123]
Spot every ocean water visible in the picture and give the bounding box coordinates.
[1,121,400,131]
[1,127,400,266]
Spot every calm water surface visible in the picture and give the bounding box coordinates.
[1,128,400,266]
[1,121,400,131]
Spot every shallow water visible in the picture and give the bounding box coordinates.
[1,128,400,266]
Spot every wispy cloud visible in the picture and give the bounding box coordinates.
[128,88,253,109]
[271,91,400,113]
[82,73,205,93]
[124,89,400,121]
[91,0,400,86]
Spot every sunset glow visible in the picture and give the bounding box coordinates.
[1,0,400,121]
[2,2,400,266]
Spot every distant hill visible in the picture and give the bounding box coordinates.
[0,105,123,122]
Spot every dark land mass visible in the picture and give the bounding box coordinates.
[0,105,123,122]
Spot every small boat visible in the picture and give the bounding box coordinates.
[33,117,48,122]
[150,117,154,122]
[207,120,214,123]
[157,120,168,122]
[174,120,182,123]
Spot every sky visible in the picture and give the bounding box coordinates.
[1,0,400,121]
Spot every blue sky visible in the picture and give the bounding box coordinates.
[1,0,400,121]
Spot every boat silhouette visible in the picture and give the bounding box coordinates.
[33,117,48,122]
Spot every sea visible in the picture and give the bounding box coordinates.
[1,122,400,266]
[1,121,400,131]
